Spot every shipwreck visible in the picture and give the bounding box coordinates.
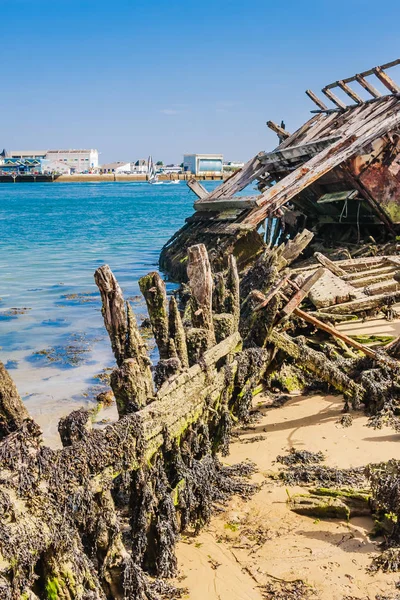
[161,58,400,282]
[2,59,400,599]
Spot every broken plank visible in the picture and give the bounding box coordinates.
[187,178,208,199]
[281,267,325,317]
[194,197,258,211]
[293,307,394,362]
[319,290,400,315]
[314,252,346,277]
[254,274,291,312]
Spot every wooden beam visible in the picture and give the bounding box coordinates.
[319,289,400,315]
[355,74,381,99]
[254,274,291,312]
[322,87,348,110]
[266,120,291,140]
[314,252,346,277]
[194,197,258,211]
[306,89,328,110]
[373,66,400,94]
[337,80,363,104]
[280,267,325,317]
[188,178,208,199]
[293,307,391,362]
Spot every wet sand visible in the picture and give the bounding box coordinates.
[175,392,400,599]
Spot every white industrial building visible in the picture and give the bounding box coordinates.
[100,162,132,174]
[131,159,148,174]
[5,149,99,173]
[183,154,223,176]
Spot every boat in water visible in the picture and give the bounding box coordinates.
[147,156,163,185]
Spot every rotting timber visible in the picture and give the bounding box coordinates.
[4,61,400,600]
[0,247,266,600]
[160,58,400,282]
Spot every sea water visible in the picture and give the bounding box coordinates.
[0,181,218,444]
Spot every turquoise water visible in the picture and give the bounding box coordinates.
[0,181,215,444]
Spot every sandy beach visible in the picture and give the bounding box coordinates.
[175,390,400,599]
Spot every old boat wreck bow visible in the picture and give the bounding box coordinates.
[161,58,400,282]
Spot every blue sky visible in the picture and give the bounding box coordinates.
[2,0,400,164]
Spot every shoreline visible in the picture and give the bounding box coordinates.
[0,173,228,183]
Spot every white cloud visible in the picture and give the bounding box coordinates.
[160,108,180,115]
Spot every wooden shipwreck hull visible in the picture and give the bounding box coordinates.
[160,59,400,281]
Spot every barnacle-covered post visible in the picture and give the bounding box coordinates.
[0,361,29,439]
[168,296,189,368]
[95,265,154,416]
[138,271,170,359]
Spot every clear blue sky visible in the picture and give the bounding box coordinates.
[2,0,400,164]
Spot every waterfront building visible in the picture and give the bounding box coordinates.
[0,157,43,174]
[45,150,99,172]
[183,154,223,176]
[162,164,182,174]
[3,149,99,173]
[223,161,244,172]
[131,159,148,174]
[100,162,132,174]
[42,160,71,174]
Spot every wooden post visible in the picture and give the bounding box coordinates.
[95,265,154,417]
[187,244,216,346]
[168,297,189,369]
[139,272,170,360]
[225,255,240,330]
[0,362,30,440]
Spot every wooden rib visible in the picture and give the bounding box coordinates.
[322,88,348,110]
[196,155,266,203]
[241,97,400,227]
[337,81,363,104]
[306,89,328,110]
[373,66,400,94]
[355,74,381,99]
[314,252,346,277]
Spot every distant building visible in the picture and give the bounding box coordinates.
[131,159,148,174]
[183,154,223,176]
[42,160,71,175]
[45,150,98,172]
[100,162,132,174]
[162,164,182,174]
[0,157,42,175]
[223,161,244,172]
[3,149,99,173]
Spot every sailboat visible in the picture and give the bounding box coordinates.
[147,156,163,185]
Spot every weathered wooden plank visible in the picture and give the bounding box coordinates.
[322,87,348,109]
[337,80,363,104]
[319,290,400,315]
[266,120,291,140]
[306,89,328,110]
[254,274,291,312]
[242,97,400,227]
[194,197,258,211]
[355,74,381,99]
[197,155,266,203]
[314,252,347,276]
[188,178,208,199]
[280,267,325,317]
[373,66,400,94]
[293,307,393,362]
